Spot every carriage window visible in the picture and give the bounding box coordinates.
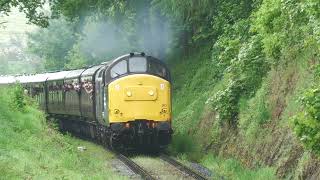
[110,60,127,78]
[129,57,147,72]
[148,61,167,78]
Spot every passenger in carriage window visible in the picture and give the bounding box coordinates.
[72,81,81,92]
[84,81,93,94]
[69,82,73,89]
[63,83,68,92]
[83,80,93,99]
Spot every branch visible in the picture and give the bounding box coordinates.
[0,21,7,25]
[0,0,11,10]
[0,0,11,7]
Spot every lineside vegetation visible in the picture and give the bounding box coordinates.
[0,86,123,179]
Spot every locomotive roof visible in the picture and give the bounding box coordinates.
[101,54,127,65]
[102,53,165,68]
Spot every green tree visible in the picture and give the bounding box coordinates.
[27,19,77,71]
[0,0,48,27]
[64,43,88,70]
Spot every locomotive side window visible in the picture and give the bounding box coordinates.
[110,60,127,78]
[129,57,147,72]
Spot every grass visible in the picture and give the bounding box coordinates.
[0,86,125,179]
[201,154,276,180]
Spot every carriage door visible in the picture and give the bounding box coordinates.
[95,68,107,125]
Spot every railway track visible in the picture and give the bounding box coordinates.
[115,152,208,180]
[159,154,208,180]
[116,153,156,180]
[106,145,208,180]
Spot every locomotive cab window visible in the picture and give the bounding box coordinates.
[108,56,170,81]
[148,60,167,78]
[110,60,127,78]
[129,57,147,72]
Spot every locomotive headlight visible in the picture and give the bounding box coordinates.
[148,90,154,96]
[126,91,132,97]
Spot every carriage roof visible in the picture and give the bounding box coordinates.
[64,69,86,79]
[46,71,70,81]
[0,76,16,84]
[16,73,49,83]
[81,65,104,77]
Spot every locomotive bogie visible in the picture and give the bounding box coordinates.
[110,120,172,150]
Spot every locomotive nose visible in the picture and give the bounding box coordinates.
[108,74,171,123]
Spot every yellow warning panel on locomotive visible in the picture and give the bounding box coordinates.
[108,74,171,123]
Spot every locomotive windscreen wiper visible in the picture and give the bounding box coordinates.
[112,71,121,76]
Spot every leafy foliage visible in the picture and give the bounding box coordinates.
[0,37,43,75]
[10,84,26,111]
[209,26,269,125]
[64,43,88,69]
[253,0,320,64]
[27,19,77,71]
[293,88,320,154]
[0,0,48,27]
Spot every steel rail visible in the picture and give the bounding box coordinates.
[160,154,208,180]
[116,153,156,180]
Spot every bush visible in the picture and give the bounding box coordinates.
[10,85,27,111]
[209,22,269,126]
[168,133,203,161]
[293,87,320,154]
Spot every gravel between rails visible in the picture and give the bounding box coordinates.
[132,156,195,180]
[107,147,214,180]
[159,154,208,180]
[117,153,156,180]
